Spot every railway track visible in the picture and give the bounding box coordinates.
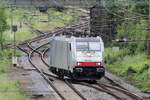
[17,37,147,100]
[15,8,149,100]
[102,76,144,100]
[17,35,88,100]
[20,37,130,100]
[19,20,89,46]
[17,30,147,100]
[40,39,146,100]
[31,42,87,100]
[69,80,144,100]
[39,50,121,100]
[18,42,66,100]
[40,44,144,100]
[97,83,143,100]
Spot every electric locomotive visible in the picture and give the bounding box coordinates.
[50,35,105,80]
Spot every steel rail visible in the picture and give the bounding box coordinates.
[17,42,66,100]
[39,44,87,100]
[34,33,139,100]
[41,47,50,67]
[15,9,90,99]
[64,80,87,100]
[103,76,144,100]
[18,21,89,45]
[97,83,144,100]
[28,41,88,100]
[104,76,128,90]
[42,71,88,100]
[76,82,122,100]
[28,42,66,100]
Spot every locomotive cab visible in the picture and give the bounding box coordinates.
[73,37,105,80]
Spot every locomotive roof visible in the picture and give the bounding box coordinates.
[53,36,103,42]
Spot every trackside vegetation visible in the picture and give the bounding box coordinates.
[105,3,150,92]
[0,7,26,100]
[0,50,26,100]
[105,48,150,91]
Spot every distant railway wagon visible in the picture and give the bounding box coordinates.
[50,35,105,80]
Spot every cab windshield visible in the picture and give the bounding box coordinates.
[76,42,100,51]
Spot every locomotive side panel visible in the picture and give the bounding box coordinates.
[53,40,69,70]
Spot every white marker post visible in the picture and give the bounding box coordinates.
[10,34,14,39]
[12,56,18,67]
[11,5,18,67]
[12,25,17,67]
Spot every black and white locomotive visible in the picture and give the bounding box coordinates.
[50,34,105,80]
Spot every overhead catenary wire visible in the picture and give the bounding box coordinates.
[95,1,149,42]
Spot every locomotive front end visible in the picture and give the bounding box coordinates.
[73,37,105,80]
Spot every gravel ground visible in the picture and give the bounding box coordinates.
[9,51,60,100]
[103,72,150,98]
[73,84,116,100]
[8,68,58,100]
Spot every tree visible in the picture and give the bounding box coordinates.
[0,7,9,50]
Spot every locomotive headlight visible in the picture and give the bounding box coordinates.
[77,62,82,66]
[96,62,101,66]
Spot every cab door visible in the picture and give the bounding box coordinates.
[67,43,72,71]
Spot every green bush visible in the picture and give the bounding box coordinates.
[120,54,150,75]
[105,48,130,64]
[105,3,150,92]
[106,52,150,75]
[0,49,15,74]
[0,61,12,74]
[135,68,150,91]
[105,49,150,91]
[116,19,147,53]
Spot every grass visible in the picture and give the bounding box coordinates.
[0,8,36,100]
[3,9,36,43]
[30,8,74,30]
[4,28,35,43]
[0,74,26,100]
[105,48,150,91]
[0,49,26,100]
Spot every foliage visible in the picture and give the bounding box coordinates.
[3,28,35,43]
[3,9,36,43]
[116,19,148,53]
[0,7,9,50]
[0,8,9,33]
[0,49,18,73]
[105,48,150,91]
